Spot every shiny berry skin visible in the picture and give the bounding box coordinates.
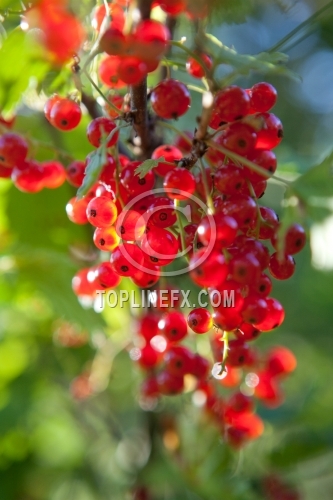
[164,345,194,376]
[95,261,121,289]
[244,149,277,183]
[258,206,280,240]
[87,117,119,148]
[12,160,45,193]
[118,57,148,85]
[44,95,61,123]
[186,52,213,78]
[99,27,127,56]
[224,339,251,367]
[131,261,160,288]
[210,280,244,313]
[49,99,82,131]
[195,166,213,199]
[255,113,283,149]
[267,347,297,376]
[253,297,285,331]
[189,249,228,288]
[157,371,184,395]
[115,210,146,241]
[66,197,89,224]
[138,344,161,369]
[72,268,96,297]
[214,163,246,195]
[146,197,176,228]
[213,308,242,332]
[159,311,188,343]
[249,82,277,113]
[269,252,296,280]
[86,196,118,228]
[98,56,125,88]
[252,273,272,297]
[138,313,160,342]
[271,223,306,255]
[163,167,196,200]
[120,162,155,195]
[110,243,145,277]
[66,160,85,187]
[0,133,28,168]
[230,236,270,270]
[141,226,179,266]
[210,86,251,128]
[222,122,257,156]
[151,79,191,119]
[197,214,238,248]
[151,144,182,176]
[133,19,170,52]
[42,160,66,189]
[93,226,120,251]
[187,308,213,334]
[236,322,261,342]
[241,294,268,324]
[229,253,261,285]
[215,194,257,230]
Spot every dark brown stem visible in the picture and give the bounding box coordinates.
[81,92,102,120]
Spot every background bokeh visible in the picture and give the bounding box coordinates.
[0,0,333,498]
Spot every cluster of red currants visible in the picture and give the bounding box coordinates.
[64,79,305,446]
[0,131,67,192]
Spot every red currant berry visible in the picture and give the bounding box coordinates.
[159,311,188,343]
[214,163,246,195]
[110,243,145,277]
[72,268,96,297]
[253,297,285,331]
[156,0,186,15]
[42,160,67,189]
[95,261,121,289]
[157,371,184,395]
[151,79,191,119]
[229,253,261,285]
[151,144,182,176]
[138,344,161,369]
[164,345,194,376]
[0,133,28,168]
[118,56,148,85]
[266,346,297,376]
[146,197,176,228]
[66,197,89,224]
[66,160,85,187]
[187,308,213,334]
[197,214,238,248]
[86,196,118,228]
[93,226,120,251]
[44,95,61,123]
[163,167,196,200]
[268,252,296,280]
[189,249,228,288]
[131,261,160,288]
[12,160,45,193]
[255,113,283,149]
[271,223,306,255]
[249,82,277,113]
[258,206,280,240]
[98,56,125,88]
[186,52,213,78]
[116,210,146,241]
[120,162,155,195]
[138,313,160,342]
[244,149,277,183]
[92,3,125,32]
[210,86,251,128]
[241,294,268,324]
[87,117,119,148]
[141,226,179,266]
[50,99,82,131]
[222,122,257,156]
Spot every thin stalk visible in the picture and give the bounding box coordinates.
[268,0,333,53]
[174,199,189,262]
[82,69,121,115]
[199,158,214,214]
[206,140,291,187]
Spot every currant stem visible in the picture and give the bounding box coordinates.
[82,69,121,115]
[206,140,291,187]
[218,330,229,375]
[199,158,214,214]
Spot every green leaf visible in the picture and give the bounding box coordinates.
[134,157,165,179]
[77,145,107,198]
[292,151,333,199]
[0,30,50,113]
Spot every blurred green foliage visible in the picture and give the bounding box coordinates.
[0,1,333,499]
